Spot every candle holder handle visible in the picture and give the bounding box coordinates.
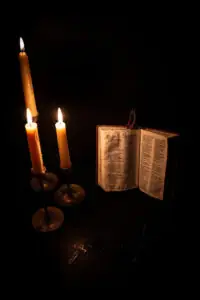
[54,167,85,207]
[31,171,64,232]
[37,173,50,224]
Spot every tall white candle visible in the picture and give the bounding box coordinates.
[25,109,44,174]
[19,37,38,119]
[55,108,71,169]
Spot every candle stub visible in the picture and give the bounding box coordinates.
[25,109,44,174]
[19,37,38,118]
[55,108,71,169]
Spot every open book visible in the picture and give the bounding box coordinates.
[97,126,179,200]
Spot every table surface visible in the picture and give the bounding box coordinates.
[7,161,182,290]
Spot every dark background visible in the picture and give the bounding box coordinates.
[5,14,186,290]
[9,14,182,168]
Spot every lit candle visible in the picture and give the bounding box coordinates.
[55,108,71,169]
[19,37,38,119]
[25,108,44,174]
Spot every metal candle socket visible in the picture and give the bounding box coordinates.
[30,170,58,192]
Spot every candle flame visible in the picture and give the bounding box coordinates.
[27,108,32,125]
[58,108,63,123]
[20,37,25,51]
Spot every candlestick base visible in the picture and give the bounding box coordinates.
[32,206,64,232]
[30,172,58,192]
[55,184,85,206]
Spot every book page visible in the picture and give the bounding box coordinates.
[97,126,139,191]
[145,128,178,138]
[139,129,168,200]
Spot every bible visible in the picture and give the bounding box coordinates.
[96,126,179,200]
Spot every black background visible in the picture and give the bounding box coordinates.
[9,14,183,168]
[4,13,186,290]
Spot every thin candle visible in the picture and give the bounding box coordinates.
[25,108,44,174]
[19,37,38,119]
[55,108,71,169]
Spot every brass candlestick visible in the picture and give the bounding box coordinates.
[31,171,64,232]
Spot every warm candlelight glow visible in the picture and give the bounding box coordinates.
[26,108,32,125]
[58,108,63,123]
[19,37,25,51]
